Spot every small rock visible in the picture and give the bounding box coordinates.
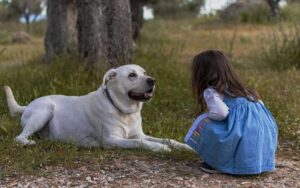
[241,181,253,187]
[174,177,183,181]
[143,179,151,184]
[292,156,299,161]
[107,177,114,182]
[85,176,93,183]
[201,174,210,180]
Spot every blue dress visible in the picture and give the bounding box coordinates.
[184,97,278,175]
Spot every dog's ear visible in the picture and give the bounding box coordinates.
[103,69,117,86]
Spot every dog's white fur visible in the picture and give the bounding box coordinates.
[4,64,192,152]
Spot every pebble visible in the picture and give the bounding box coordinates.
[201,174,210,180]
[174,177,183,181]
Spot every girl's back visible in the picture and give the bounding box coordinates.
[186,50,278,175]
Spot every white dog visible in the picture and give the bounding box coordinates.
[4,64,192,152]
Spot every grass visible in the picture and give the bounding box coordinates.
[262,23,300,70]
[0,18,300,177]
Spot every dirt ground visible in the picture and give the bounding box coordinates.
[1,154,299,188]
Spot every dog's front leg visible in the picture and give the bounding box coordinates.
[143,135,194,152]
[103,136,171,152]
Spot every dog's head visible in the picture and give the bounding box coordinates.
[103,64,155,102]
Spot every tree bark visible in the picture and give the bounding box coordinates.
[44,0,77,64]
[77,0,133,67]
[130,0,144,40]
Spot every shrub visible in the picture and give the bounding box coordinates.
[219,3,273,24]
[280,3,300,22]
[262,24,300,70]
[239,5,270,24]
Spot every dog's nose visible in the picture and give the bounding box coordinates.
[147,78,156,86]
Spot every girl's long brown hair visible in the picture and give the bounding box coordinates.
[192,50,259,115]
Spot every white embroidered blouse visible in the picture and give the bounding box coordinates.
[203,88,264,121]
[203,88,229,121]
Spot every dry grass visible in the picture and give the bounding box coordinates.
[0,21,45,66]
[0,38,44,66]
[163,22,283,63]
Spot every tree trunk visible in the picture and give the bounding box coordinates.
[77,0,133,67]
[130,0,144,40]
[44,0,77,64]
[266,0,280,18]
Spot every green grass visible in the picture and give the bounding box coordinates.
[0,18,300,177]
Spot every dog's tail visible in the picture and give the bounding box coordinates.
[3,86,26,117]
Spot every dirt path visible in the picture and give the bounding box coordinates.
[1,155,299,188]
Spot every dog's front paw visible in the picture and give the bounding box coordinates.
[15,136,36,145]
[169,140,195,152]
[151,143,171,152]
[160,144,171,152]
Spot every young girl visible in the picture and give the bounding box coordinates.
[184,50,278,175]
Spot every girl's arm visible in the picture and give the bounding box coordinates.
[204,88,229,121]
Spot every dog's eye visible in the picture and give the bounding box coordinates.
[128,73,137,78]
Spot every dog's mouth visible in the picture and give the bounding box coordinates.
[128,87,154,101]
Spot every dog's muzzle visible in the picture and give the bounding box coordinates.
[128,78,156,101]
